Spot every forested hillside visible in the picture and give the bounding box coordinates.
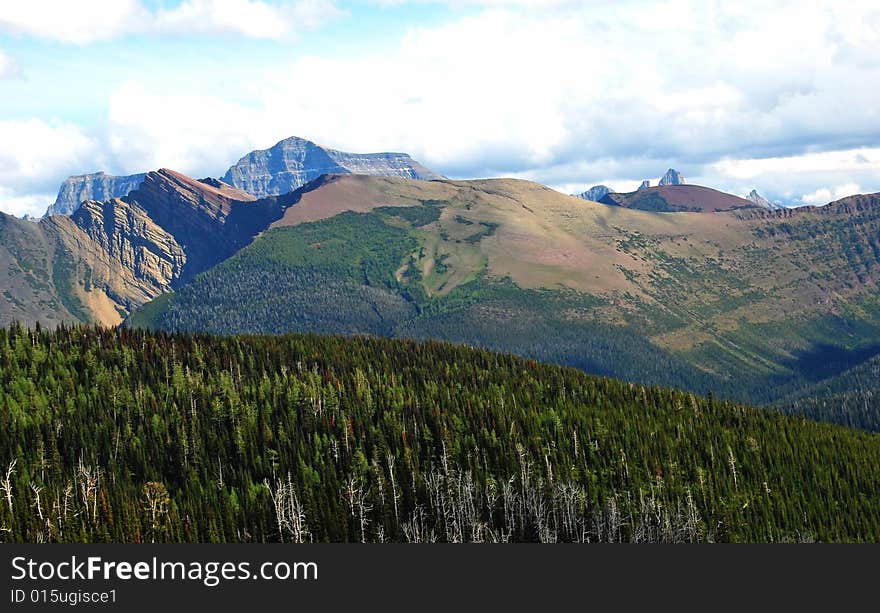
[776,354,880,431]
[2,324,879,543]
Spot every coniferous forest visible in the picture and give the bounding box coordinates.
[1,324,879,543]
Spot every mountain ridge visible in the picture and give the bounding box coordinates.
[7,161,880,428]
[41,136,444,218]
[599,183,756,212]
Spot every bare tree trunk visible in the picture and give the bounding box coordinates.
[0,459,16,514]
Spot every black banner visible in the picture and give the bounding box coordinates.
[1,544,875,611]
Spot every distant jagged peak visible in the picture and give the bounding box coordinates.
[658,169,686,186]
[576,184,612,202]
[637,180,651,191]
[747,189,784,210]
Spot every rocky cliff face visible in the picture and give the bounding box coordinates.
[45,172,147,217]
[576,185,611,202]
[2,169,296,327]
[221,136,444,198]
[45,198,187,321]
[658,169,686,186]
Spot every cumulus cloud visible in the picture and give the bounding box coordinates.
[706,149,880,204]
[2,0,880,215]
[0,119,98,188]
[0,0,341,43]
[801,183,862,205]
[0,119,100,216]
[0,186,54,218]
[263,1,880,199]
[104,82,269,175]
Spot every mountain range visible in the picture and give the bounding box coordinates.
[42,136,442,218]
[576,169,782,211]
[3,137,880,431]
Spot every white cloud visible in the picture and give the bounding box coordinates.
[2,0,880,215]
[711,149,880,180]
[154,0,342,38]
[0,119,98,187]
[0,186,54,218]
[704,149,880,204]
[372,0,585,6]
[0,119,99,216]
[103,81,276,176]
[0,50,22,79]
[0,1,148,44]
[801,183,863,205]
[0,0,341,43]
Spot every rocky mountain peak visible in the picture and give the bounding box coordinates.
[658,169,685,186]
[638,180,651,191]
[576,185,612,202]
[221,135,444,199]
[747,189,783,210]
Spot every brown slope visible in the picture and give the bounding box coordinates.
[270,174,460,228]
[601,184,756,212]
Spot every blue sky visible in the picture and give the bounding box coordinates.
[1,0,880,216]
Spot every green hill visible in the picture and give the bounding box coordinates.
[2,324,879,543]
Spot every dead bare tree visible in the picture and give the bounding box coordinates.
[29,482,43,522]
[52,482,74,541]
[266,473,309,543]
[76,459,102,522]
[354,482,373,543]
[0,459,16,514]
[727,445,739,492]
[402,505,436,543]
[386,453,400,524]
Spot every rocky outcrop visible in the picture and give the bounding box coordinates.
[15,169,295,326]
[576,185,612,202]
[45,172,147,217]
[747,189,783,210]
[658,169,686,186]
[221,136,444,198]
[638,180,651,191]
